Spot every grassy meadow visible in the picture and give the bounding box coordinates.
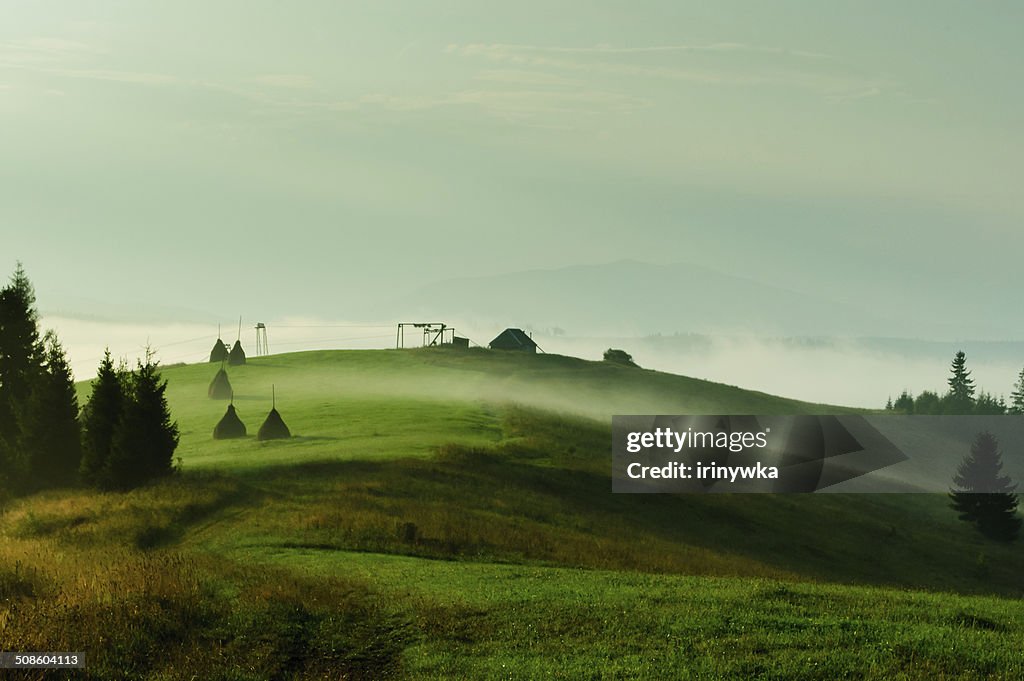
[1,348,1022,679]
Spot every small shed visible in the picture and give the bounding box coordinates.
[488,328,537,353]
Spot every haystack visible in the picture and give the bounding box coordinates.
[208,367,233,399]
[209,338,228,363]
[257,386,291,440]
[213,402,246,439]
[228,340,246,366]
[257,408,291,440]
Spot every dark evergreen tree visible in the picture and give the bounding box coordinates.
[19,332,81,487]
[914,390,942,415]
[893,390,914,414]
[0,263,43,484]
[1009,367,1024,415]
[945,350,976,414]
[79,350,127,487]
[950,431,1020,542]
[106,351,179,490]
[974,391,1007,416]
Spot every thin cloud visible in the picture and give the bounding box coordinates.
[0,37,104,60]
[446,42,892,99]
[473,69,582,87]
[247,73,317,89]
[45,67,181,85]
[825,86,881,101]
[448,42,836,61]
[345,88,648,117]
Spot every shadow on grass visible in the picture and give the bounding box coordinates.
[134,479,267,550]
[210,438,1024,598]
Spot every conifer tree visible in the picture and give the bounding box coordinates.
[80,350,127,487]
[915,390,942,415]
[0,263,43,487]
[945,350,976,414]
[892,390,915,414]
[974,391,1007,416]
[1009,367,1024,415]
[106,350,179,489]
[950,431,1021,542]
[20,332,81,487]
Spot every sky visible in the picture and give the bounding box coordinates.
[2,1,1023,341]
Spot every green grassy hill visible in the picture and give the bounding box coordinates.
[2,348,1022,679]
[145,348,855,469]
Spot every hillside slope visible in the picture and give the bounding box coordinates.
[138,347,855,470]
[65,348,1020,597]
[2,347,1019,677]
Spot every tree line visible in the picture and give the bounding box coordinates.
[883,349,1021,542]
[885,350,1024,415]
[0,264,178,497]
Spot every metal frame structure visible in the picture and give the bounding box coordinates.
[396,322,454,349]
[254,322,269,356]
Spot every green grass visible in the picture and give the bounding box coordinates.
[265,550,1024,680]
[142,348,854,466]
[0,347,1019,678]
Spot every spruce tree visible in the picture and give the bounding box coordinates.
[20,331,81,487]
[0,263,43,487]
[914,390,942,415]
[80,350,127,487]
[974,391,1007,416]
[945,350,976,414]
[950,431,1021,542]
[893,390,914,414]
[106,350,179,489]
[1010,367,1024,415]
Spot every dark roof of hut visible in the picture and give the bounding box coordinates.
[488,328,537,350]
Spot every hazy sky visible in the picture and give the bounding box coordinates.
[3,1,1022,328]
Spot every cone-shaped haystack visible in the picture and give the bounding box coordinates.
[258,386,291,440]
[208,367,233,399]
[258,408,291,440]
[209,338,228,363]
[228,340,246,366]
[213,401,247,439]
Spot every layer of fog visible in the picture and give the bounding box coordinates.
[45,315,1024,409]
[540,335,1024,408]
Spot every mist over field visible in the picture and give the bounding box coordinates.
[6,4,1024,678]
[43,312,1023,409]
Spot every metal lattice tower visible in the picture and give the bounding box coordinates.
[255,322,269,356]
